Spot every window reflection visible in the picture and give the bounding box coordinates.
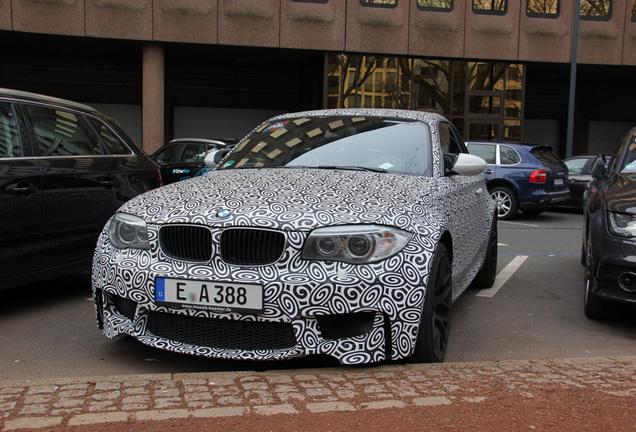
[327,54,524,142]
[580,0,611,19]
[360,0,397,7]
[417,0,453,10]
[527,0,559,17]
[473,0,507,14]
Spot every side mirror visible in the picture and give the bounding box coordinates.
[204,149,231,168]
[591,154,608,180]
[445,153,487,176]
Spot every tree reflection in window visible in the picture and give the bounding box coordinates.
[360,0,397,7]
[473,0,507,14]
[527,0,559,17]
[580,0,611,19]
[417,0,452,11]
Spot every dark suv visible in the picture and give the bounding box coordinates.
[467,142,570,219]
[0,88,161,289]
[583,127,636,319]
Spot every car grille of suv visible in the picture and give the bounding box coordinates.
[146,311,297,351]
[159,225,212,262]
[220,228,286,265]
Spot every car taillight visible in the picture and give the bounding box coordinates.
[529,169,547,184]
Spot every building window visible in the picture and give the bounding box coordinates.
[417,0,453,11]
[360,0,397,7]
[527,0,559,17]
[473,0,507,15]
[580,0,611,20]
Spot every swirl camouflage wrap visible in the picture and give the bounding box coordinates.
[91,108,497,365]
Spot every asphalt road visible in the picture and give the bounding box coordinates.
[1,210,635,382]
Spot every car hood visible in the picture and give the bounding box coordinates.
[118,168,438,232]
[604,173,636,214]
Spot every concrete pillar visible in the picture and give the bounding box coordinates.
[142,42,165,154]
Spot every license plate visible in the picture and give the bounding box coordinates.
[554,178,564,186]
[155,278,263,313]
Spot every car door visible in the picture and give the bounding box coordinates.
[21,103,122,270]
[0,101,44,283]
[466,142,497,182]
[440,123,492,282]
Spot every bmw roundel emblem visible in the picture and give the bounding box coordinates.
[216,209,231,218]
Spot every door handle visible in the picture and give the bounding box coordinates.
[6,182,38,195]
[485,169,493,174]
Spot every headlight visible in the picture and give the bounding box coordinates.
[608,212,636,238]
[302,225,412,264]
[108,213,150,249]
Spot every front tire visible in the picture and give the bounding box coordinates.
[472,215,498,288]
[411,243,452,363]
[491,186,518,220]
[584,233,621,319]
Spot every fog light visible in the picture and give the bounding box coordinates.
[618,272,636,293]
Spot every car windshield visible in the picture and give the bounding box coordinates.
[621,134,636,173]
[217,115,432,176]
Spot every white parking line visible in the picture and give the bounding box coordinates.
[476,255,528,298]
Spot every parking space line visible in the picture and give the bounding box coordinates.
[476,255,528,298]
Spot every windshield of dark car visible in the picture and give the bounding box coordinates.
[620,134,636,173]
[217,115,432,176]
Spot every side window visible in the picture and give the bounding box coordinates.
[468,144,496,164]
[0,103,21,158]
[153,146,179,164]
[88,118,131,155]
[439,122,465,153]
[182,144,210,162]
[25,106,102,156]
[500,145,521,165]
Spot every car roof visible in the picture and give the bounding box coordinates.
[267,108,447,125]
[169,138,230,146]
[0,87,98,113]
[467,141,554,151]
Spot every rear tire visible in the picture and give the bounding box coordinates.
[490,186,518,220]
[411,243,452,363]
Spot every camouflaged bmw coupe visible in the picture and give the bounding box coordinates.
[91,109,497,365]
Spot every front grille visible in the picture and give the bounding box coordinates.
[221,228,286,265]
[146,311,297,350]
[159,225,212,262]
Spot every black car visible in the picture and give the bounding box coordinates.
[0,88,161,289]
[563,155,610,209]
[583,127,636,318]
[152,138,237,184]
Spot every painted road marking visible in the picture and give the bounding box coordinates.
[477,255,528,298]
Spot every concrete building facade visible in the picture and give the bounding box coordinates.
[1,0,635,157]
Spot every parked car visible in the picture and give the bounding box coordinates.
[0,88,162,289]
[583,127,636,319]
[92,109,497,365]
[152,138,238,184]
[563,155,611,209]
[466,142,570,219]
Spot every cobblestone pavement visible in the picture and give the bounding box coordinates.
[1,356,635,431]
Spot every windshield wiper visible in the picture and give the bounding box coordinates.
[317,165,387,173]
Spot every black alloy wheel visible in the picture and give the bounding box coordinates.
[471,215,498,288]
[411,243,452,363]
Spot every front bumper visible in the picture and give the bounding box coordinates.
[590,232,636,305]
[91,228,434,365]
